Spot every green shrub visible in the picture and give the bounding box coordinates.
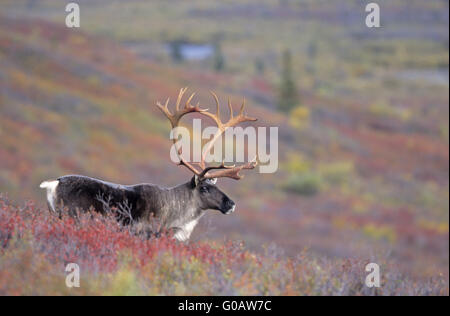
[282,172,322,196]
[278,49,300,113]
[319,161,354,186]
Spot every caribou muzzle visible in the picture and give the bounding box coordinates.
[221,198,236,214]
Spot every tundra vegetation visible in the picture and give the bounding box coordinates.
[0,196,447,295]
[0,0,448,295]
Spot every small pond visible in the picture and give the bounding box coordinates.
[167,42,214,61]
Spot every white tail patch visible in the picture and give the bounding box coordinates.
[39,180,59,213]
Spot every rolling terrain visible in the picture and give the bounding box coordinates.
[0,0,448,294]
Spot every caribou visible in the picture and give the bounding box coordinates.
[40,88,258,241]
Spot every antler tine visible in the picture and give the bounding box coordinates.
[156,97,170,112]
[175,87,187,111]
[185,92,196,108]
[235,97,258,124]
[228,98,233,119]
[157,88,209,128]
[224,97,257,127]
[156,97,174,124]
[209,91,221,124]
[210,91,220,114]
[239,98,245,116]
[201,159,258,181]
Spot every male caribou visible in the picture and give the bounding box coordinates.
[40,88,257,241]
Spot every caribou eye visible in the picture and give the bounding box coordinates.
[200,186,209,194]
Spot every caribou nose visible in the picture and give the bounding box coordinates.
[225,200,236,214]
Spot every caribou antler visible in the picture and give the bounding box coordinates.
[156,87,207,176]
[199,92,257,169]
[156,87,207,128]
[198,158,258,180]
[156,88,257,181]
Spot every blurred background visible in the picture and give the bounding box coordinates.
[0,0,448,283]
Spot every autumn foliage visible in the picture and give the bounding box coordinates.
[0,196,447,295]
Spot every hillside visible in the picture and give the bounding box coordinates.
[0,0,449,294]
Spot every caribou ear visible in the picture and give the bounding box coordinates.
[190,175,199,188]
[190,176,216,188]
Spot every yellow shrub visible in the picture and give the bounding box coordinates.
[363,224,396,243]
[289,106,310,130]
[284,152,310,173]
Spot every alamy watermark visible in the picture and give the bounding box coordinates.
[169,120,278,174]
[65,263,80,288]
[365,263,381,288]
[65,3,80,28]
[365,3,381,28]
